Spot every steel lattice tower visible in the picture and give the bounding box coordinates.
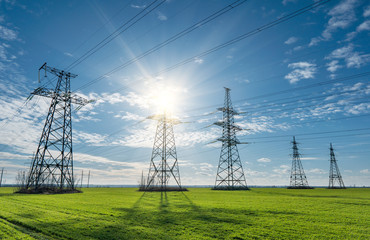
[25,63,91,192]
[328,143,345,189]
[143,113,185,191]
[288,136,312,189]
[213,88,248,190]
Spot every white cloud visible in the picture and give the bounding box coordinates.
[194,57,204,64]
[285,62,317,84]
[131,4,146,9]
[157,11,167,21]
[346,103,370,115]
[327,44,370,68]
[257,157,271,163]
[284,36,298,45]
[300,157,320,160]
[273,165,290,175]
[115,111,144,121]
[0,25,18,41]
[360,169,369,174]
[307,168,326,174]
[74,131,108,146]
[363,5,370,17]
[356,20,370,31]
[64,52,73,57]
[0,152,31,160]
[309,0,357,46]
[326,60,342,73]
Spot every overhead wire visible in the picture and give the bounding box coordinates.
[64,0,167,71]
[73,0,248,91]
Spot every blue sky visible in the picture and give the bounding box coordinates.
[0,0,369,186]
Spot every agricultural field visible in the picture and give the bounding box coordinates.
[0,187,369,239]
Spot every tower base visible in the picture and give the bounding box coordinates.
[15,187,82,194]
[139,186,188,192]
[287,186,314,189]
[212,186,250,190]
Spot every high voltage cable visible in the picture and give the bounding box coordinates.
[75,0,328,93]
[0,1,164,131]
[243,97,370,117]
[153,0,331,76]
[252,132,370,144]
[237,86,368,112]
[180,86,369,119]
[243,127,370,140]
[76,0,334,116]
[65,0,167,71]
[73,0,248,91]
[179,71,370,115]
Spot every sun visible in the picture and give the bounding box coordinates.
[152,88,177,113]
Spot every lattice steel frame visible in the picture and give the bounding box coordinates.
[26,63,90,191]
[289,136,311,188]
[214,88,247,189]
[328,143,345,189]
[145,113,183,191]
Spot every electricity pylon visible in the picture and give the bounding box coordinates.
[24,63,91,193]
[0,168,4,187]
[213,87,248,190]
[288,136,312,189]
[328,143,345,189]
[142,112,186,191]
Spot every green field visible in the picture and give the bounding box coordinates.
[0,187,369,239]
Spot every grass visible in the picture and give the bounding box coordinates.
[0,187,369,239]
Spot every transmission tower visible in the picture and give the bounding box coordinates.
[213,87,248,190]
[24,63,91,193]
[0,168,4,187]
[142,113,186,191]
[288,136,312,189]
[328,143,345,189]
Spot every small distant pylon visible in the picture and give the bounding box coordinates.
[142,112,186,191]
[328,143,345,189]
[213,87,248,190]
[23,63,92,193]
[288,136,312,189]
[0,168,4,187]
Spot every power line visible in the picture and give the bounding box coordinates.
[244,127,370,140]
[153,0,331,76]
[65,0,167,71]
[73,0,248,91]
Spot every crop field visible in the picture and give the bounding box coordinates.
[0,187,369,239]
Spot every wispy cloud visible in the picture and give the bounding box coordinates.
[285,62,317,84]
[363,5,370,17]
[284,36,298,45]
[327,44,370,68]
[257,157,271,163]
[0,25,18,41]
[131,4,146,9]
[64,52,73,57]
[309,0,357,46]
[157,11,167,21]
[326,60,342,74]
[306,168,326,174]
[360,169,369,174]
[194,57,204,64]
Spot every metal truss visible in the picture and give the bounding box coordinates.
[289,136,311,189]
[329,143,345,189]
[214,88,248,190]
[144,113,184,191]
[26,63,91,191]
